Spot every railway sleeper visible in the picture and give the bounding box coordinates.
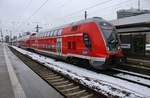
[62,86,86,94]
[66,90,88,98]
[79,94,94,98]
[55,83,74,89]
[61,86,79,92]
[49,78,65,83]
[53,80,69,86]
[43,74,58,78]
[10,47,108,98]
[45,76,61,80]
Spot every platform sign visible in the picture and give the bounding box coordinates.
[146,44,150,51]
[120,44,131,49]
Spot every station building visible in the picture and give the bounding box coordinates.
[110,13,150,59]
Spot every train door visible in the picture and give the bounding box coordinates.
[56,37,62,56]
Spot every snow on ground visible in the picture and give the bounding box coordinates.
[115,73,150,86]
[11,46,150,98]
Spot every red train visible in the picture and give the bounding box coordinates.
[15,17,126,69]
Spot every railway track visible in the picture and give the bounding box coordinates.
[9,47,107,98]
[90,67,150,89]
[9,46,150,98]
[110,68,150,88]
[127,58,150,68]
[116,63,150,76]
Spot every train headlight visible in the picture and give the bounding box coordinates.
[82,50,89,55]
[118,46,121,50]
[106,47,110,51]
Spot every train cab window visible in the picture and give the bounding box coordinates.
[83,33,91,49]
[99,21,119,51]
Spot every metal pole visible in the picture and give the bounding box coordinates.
[35,24,42,33]
[138,0,140,10]
[85,11,87,20]
[0,29,2,43]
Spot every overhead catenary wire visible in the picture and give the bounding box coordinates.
[54,0,113,20]
[17,0,142,33]
[37,0,133,29]
[27,0,49,20]
[88,0,131,16]
[16,0,49,33]
[51,0,131,23]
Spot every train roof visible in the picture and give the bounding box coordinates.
[40,17,105,32]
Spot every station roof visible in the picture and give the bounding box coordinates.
[110,13,150,27]
[110,13,150,33]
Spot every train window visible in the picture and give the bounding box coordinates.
[46,32,48,37]
[48,31,51,37]
[43,32,45,37]
[54,30,57,36]
[40,33,42,38]
[53,30,55,36]
[43,33,45,37]
[58,29,62,36]
[51,31,54,36]
[47,32,49,37]
[49,31,52,37]
[45,32,47,37]
[83,33,92,49]
[71,25,79,31]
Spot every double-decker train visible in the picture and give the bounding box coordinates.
[15,17,126,69]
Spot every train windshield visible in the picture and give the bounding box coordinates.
[99,21,119,51]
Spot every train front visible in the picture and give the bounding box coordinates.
[91,19,126,69]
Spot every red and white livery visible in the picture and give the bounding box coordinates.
[16,17,126,69]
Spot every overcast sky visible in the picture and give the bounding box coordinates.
[0,0,150,36]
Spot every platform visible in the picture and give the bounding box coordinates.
[0,43,64,98]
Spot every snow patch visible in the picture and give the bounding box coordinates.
[11,46,150,98]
